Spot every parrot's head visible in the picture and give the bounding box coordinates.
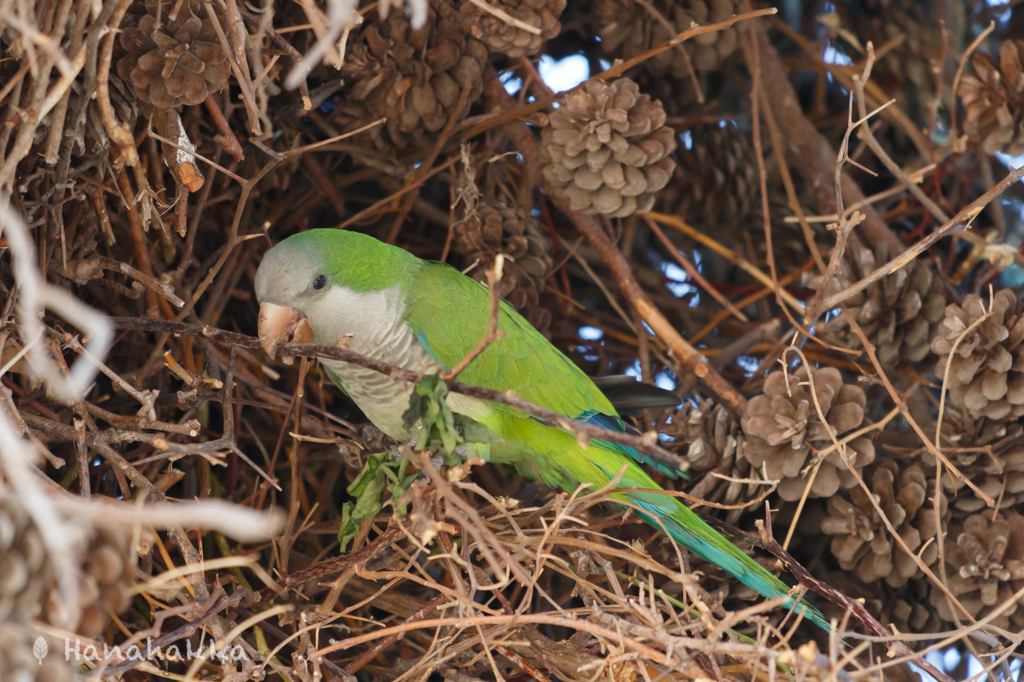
[254,229,414,358]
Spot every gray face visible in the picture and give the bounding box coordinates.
[254,240,329,313]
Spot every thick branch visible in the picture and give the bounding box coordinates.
[755,24,903,257]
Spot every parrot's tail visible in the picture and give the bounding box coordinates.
[625,493,832,632]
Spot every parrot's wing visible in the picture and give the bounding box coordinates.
[590,375,680,415]
[406,260,612,420]
[320,364,349,397]
[405,261,685,479]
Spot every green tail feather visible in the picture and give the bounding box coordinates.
[625,493,831,631]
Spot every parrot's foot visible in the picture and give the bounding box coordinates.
[388,434,419,461]
[389,435,446,471]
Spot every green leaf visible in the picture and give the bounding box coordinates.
[338,452,417,552]
[402,374,500,462]
[341,375,503,552]
[347,453,382,497]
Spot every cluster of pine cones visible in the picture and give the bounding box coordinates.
[0,496,134,681]
[656,280,1024,635]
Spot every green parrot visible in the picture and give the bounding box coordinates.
[254,228,827,630]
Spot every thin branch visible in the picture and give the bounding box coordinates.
[823,161,1024,310]
[443,256,507,381]
[108,318,693,474]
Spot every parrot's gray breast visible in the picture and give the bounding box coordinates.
[311,286,438,439]
[311,284,492,440]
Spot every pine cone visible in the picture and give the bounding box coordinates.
[803,243,945,367]
[658,125,816,270]
[959,39,1024,156]
[641,72,708,119]
[452,202,554,332]
[664,124,758,234]
[877,579,943,639]
[541,77,676,217]
[0,625,73,682]
[821,461,946,587]
[930,289,1024,421]
[341,6,488,149]
[928,411,1024,515]
[740,366,875,502]
[116,0,230,109]
[661,401,763,523]
[0,498,132,635]
[596,0,741,75]
[930,512,1024,630]
[663,399,761,520]
[78,528,134,636]
[457,0,565,57]
[660,400,739,472]
[0,498,49,623]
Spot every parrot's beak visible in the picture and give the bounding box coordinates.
[258,302,312,359]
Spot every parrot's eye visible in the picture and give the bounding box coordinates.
[312,274,328,291]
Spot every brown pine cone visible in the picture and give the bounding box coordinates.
[641,72,708,119]
[930,512,1024,630]
[452,202,554,332]
[341,6,488,149]
[541,77,676,217]
[663,124,758,234]
[660,399,739,472]
[0,498,132,635]
[116,0,230,109]
[740,366,875,502]
[803,243,945,367]
[930,289,1024,421]
[0,498,48,623]
[661,401,762,523]
[596,0,741,75]
[78,528,134,636]
[457,0,565,57]
[927,410,1024,515]
[658,125,816,270]
[820,461,946,587]
[0,625,74,682]
[881,580,944,638]
[959,39,1024,156]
